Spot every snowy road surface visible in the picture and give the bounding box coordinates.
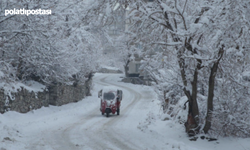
[1,73,250,150]
[27,74,156,150]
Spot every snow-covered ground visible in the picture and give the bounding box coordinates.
[0,73,250,150]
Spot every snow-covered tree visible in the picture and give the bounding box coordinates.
[126,0,250,137]
[0,0,103,85]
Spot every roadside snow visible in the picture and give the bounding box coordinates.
[0,73,249,150]
[101,66,120,71]
[0,80,45,94]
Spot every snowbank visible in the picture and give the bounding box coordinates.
[0,80,46,94]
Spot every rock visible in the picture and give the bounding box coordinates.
[3,137,12,142]
[189,136,198,141]
[187,130,196,137]
[163,117,170,121]
[208,138,217,141]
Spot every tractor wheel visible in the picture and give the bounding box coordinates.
[106,112,109,117]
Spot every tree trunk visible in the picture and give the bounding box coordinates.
[184,68,200,136]
[124,59,130,77]
[178,47,200,136]
[203,63,217,134]
[203,47,224,134]
[191,68,200,127]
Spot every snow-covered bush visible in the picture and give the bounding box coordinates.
[0,0,104,85]
[211,74,250,137]
[212,97,250,138]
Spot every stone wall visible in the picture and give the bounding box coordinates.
[48,80,91,106]
[0,79,92,114]
[121,77,152,86]
[98,67,123,74]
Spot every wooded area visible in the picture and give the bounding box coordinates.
[1,0,250,137]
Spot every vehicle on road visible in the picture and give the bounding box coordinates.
[98,86,123,117]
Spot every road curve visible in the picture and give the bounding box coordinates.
[26,73,155,150]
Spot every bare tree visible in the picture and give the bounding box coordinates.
[125,0,250,136]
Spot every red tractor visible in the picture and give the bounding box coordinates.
[98,86,123,117]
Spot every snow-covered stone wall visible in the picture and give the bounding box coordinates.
[121,77,152,86]
[0,79,92,114]
[0,88,49,113]
[98,66,123,74]
[48,80,92,106]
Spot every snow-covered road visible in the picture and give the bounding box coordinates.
[29,74,156,150]
[1,73,161,150]
[1,73,250,150]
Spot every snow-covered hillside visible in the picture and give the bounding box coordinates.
[0,73,249,150]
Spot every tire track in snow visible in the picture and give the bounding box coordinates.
[96,75,144,150]
[27,74,147,150]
